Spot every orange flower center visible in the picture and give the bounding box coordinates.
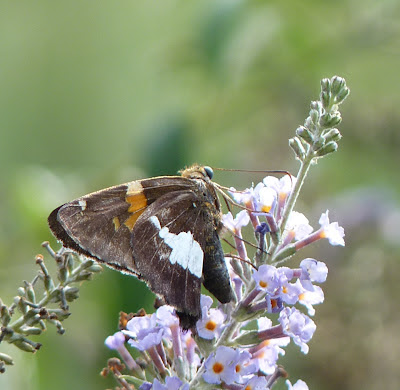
[259,280,267,288]
[205,320,217,331]
[212,362,224,374]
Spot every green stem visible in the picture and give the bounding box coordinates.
[269,152,314,261]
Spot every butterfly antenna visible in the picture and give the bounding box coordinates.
[213,167,295,190]
[226,253,258,271]
[213,167,292,176]
[223,232,269,256]
[214,184,252,213]
[222,237,237,251]
[232,232,269,255]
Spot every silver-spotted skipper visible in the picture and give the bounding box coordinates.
[48,165,234,328]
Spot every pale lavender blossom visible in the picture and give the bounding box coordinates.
[279,307,316,354]
[222,210,250,233]
[319,210,345,246]
[196,305,226,340]
[283,211,313,242]
[152,377,189,390]
[105,331,125,350]
[252,264,281,296]
[203,346,240,385]
[286,379,309,390]
[300,258,328,284]
[298,285,324,316]
[243,376,270,389]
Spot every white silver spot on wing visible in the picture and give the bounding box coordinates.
[78,200,87,210]
[149,216,203,277]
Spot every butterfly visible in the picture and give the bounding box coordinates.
[48,164,234,328]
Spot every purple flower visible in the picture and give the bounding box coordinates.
[229,186,256,207]
[124,314,164,351]
[251,342,281,375]
[298,285,324,316]
[300,258,328,285]
[125,314,157,338]
[263,174,296,199]
[319,210,345,246]
[252,265,280,296]
[243,376,270,389]
[196,295,226,339]
[257,317,290,347]
[233,349,257,382]
[222,210,250,233]
[278,279,304,305]
[128,327,164,351]
[139,383,153,390]
[196,306,226,340]
[286,379,309,390]
[203,346,240,385]
[152,377,189,390]
[279,307,316,354]
[105,331,125,350]
[105,331,142,372]
[263,174,296,219]
[253,186,277,214]
[156,305,179,328]
[283,211,313,243]
[182,330,200,368]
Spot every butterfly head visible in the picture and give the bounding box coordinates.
[180,164,214,182]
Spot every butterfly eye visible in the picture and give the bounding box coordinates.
[204,166,214,180]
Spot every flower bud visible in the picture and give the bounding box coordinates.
[21,326,42,335]
[309,109,320,124]
[320,112,341,127]
[312,136,325,151]
[64,287,80,302]
[13,339,37,353]
[0,352,14,365]
[81,259,96,270]
[323,128,342,143]
[74,272,93,282]
[320,91,330,108]
[289,137,306,161]
[330,76,346,95]
[0,304,11,326]
[304,117,315,131]
[316,141,338,156]
[87,264,103,273]
[296,126,313,144]
[58,267,68,283]
[44,275,55,293]
[310,100,322,113]
[320,78,331,93]
[24,281,36,304]
[335,87,350,104]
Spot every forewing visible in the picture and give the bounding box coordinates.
[48,177,196,274]
[131,190,210,320]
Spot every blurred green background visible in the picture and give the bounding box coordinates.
[1,1,399,389]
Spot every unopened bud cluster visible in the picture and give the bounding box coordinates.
[0,242,102,373]
[290,76,349,161]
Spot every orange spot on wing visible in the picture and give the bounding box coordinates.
[126,192,147,212]
[124,192,148,231]
[113,217,121,231]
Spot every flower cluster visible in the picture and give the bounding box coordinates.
[103,76,349,389]
[104,178,343,389]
